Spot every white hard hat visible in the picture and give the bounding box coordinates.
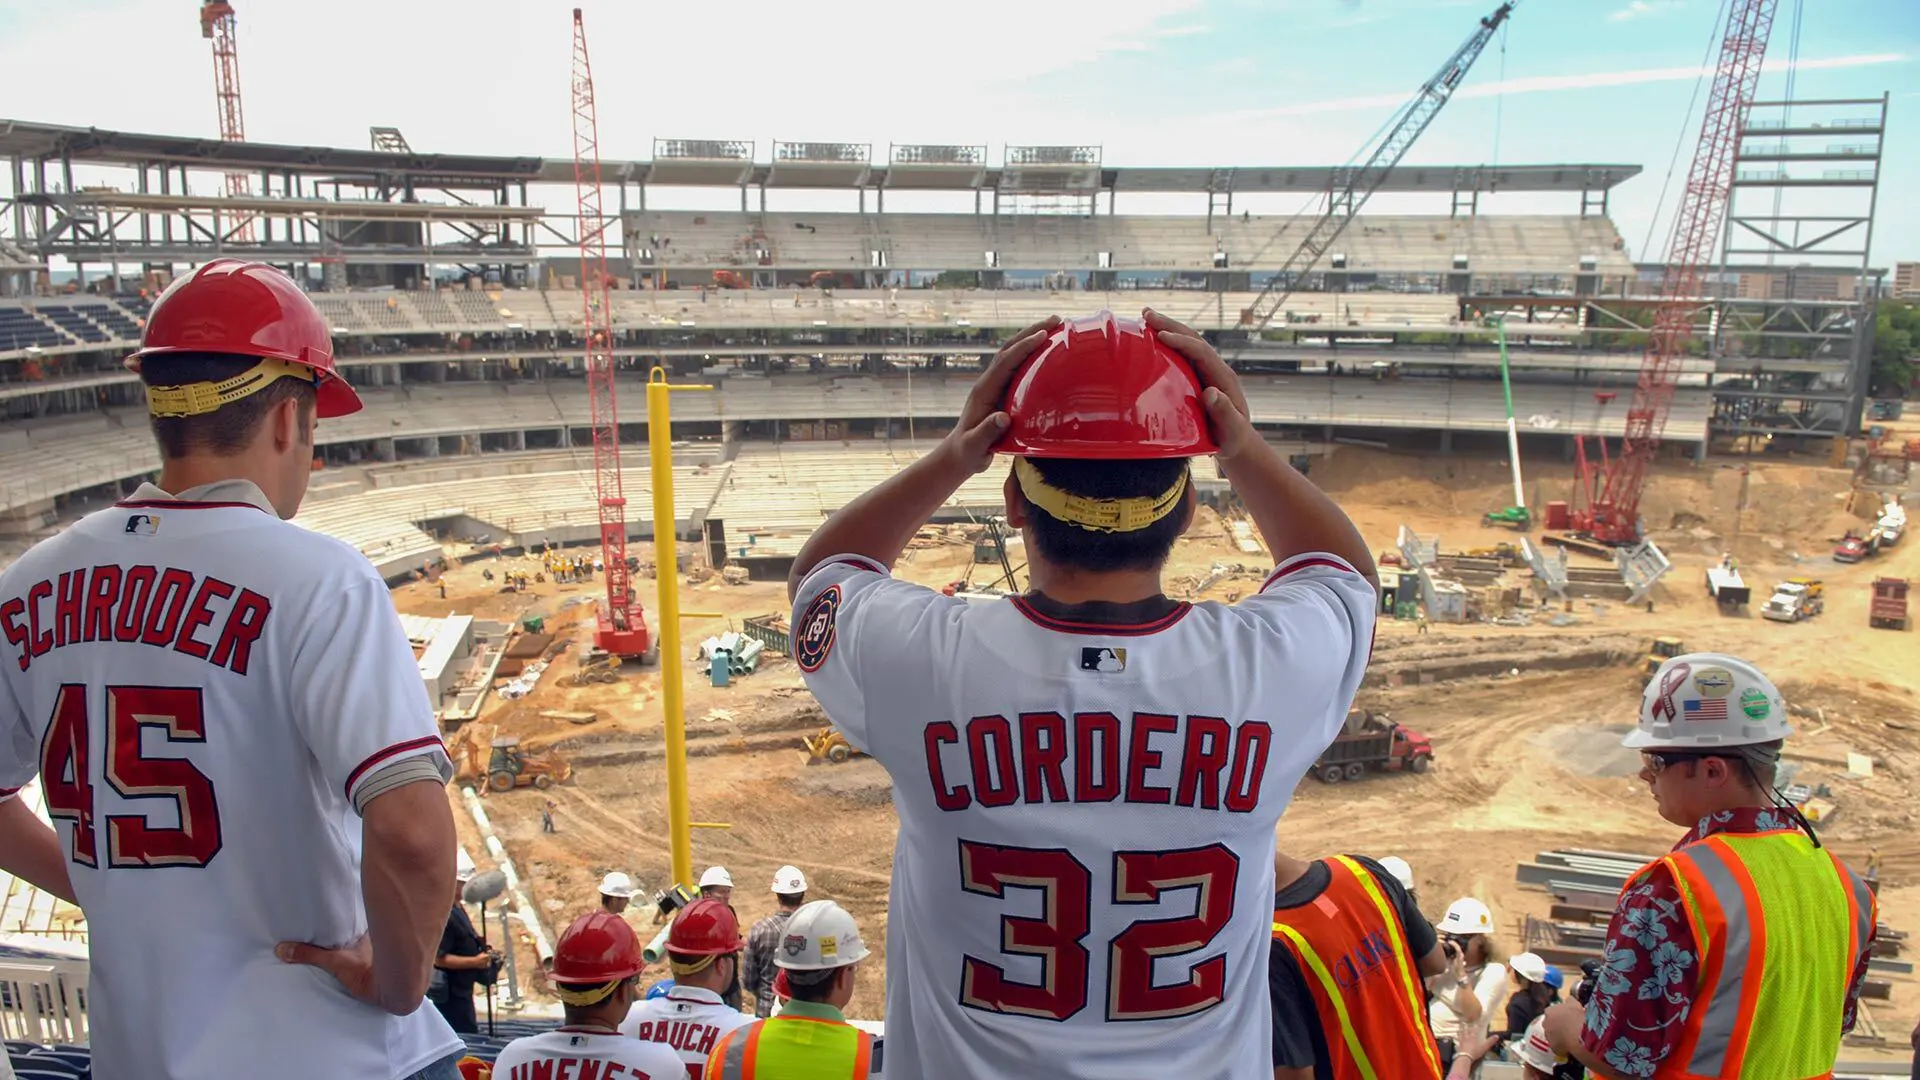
[774,900,869,971]
[1509,951,1548,983]
[1513,1016,1558,1073]
[699,866,734,890]
[456,847,477,883]
[598,871,638,898]
[771,865,808,895]
[1378,856,1415,892]
[1437,897,1494,935]
[1628,653,1791,751]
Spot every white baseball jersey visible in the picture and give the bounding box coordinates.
[491,1028,690,1080]
[793,551,1376,1080]
[0,484,458,1080]
[620,984,757,1077]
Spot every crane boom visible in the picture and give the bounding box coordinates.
[571,7,650,657]
[1574,0,1777,543]
[1230,1,1514,358]
[197,1,254,244]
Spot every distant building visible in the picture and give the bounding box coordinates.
[1735,270,1860,302]
[1894,261,1920,300]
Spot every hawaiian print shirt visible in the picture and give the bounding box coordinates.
[1579,807,1876,1078]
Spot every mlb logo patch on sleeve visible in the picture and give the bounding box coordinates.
[1080,647,1126,672]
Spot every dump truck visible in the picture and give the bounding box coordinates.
[1761,578,1824,623]
[1311,710,1433,784]
[1639,636,1684,681]
[1705,564,1750,612]
[1871,578,1910,631]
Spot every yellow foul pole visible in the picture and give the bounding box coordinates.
[646,366,711,890]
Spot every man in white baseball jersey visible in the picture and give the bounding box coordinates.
[621,898,756,1077]
[0,261,461,1079]
[494,912,688,1080]
[788,310,1378,1079]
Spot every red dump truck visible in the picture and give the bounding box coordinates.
[1871,578,1910,631]
[1313,710,1434,784]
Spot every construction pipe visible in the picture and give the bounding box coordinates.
[642,924,674,964]
[460,785,555,962]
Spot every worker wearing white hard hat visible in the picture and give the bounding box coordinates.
[1426,897,1506,1074]
[1502,951,1557,1046]
[706,900,874,1079]
[1544,653,1877,1077]
[598,870,638,915]
[1377,854,1416,895]
[742,866,810,1018]
[700,865,735,902]
[1509,1016,1559,1079]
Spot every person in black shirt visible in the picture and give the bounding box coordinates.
[1504,952,1558,1041]
[431,876,498,1034]
[1270,852,1449,1080]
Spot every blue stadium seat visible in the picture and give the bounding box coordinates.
[15,1065,83,1080]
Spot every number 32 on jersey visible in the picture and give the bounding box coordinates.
[958,840,1238,1022]
[40,683,223,869]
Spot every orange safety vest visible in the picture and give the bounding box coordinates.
[1271,855,1444,1080]
[1645,828,1875,1080]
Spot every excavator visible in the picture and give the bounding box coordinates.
[450,725,575,792]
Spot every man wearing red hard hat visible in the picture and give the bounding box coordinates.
[787,309,1377,1080]
[620,898,756,1078]
[491,912,688,1078]
[0,260,462,1079]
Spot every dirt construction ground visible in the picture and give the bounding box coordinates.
[397,440,1920,1058]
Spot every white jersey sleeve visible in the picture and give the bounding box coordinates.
[288,573,451,806]
[790,555,962,752]
[1234,552,1377,747]
[0,635,31,799]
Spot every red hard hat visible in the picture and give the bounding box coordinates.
[668,897,745,956]
[993,310,1215,460]
[551,910,646,984]
[127,258,362,418]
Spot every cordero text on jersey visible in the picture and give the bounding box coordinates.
[924,712,1272,812]
[1,564,271,675]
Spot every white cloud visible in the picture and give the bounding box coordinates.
[1608,1,1661,23]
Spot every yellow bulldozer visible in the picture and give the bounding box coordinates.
[568,652,622,686]
[1639,636,1684,682]
[803,727,864,765]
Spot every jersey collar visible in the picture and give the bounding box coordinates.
[666,985,725,1005]
[120,479,277,515]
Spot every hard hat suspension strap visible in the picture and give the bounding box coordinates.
[1014,457,1187,534]
[144,356,318,418]
[553,978,624,1007]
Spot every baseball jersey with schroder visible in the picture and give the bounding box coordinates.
[792,551,1376,1080]
[0,489,458,1080]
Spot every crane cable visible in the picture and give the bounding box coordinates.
[1490,17,1510,168]
[1640,0,1736,263]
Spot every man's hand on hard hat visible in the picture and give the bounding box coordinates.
[1142,308,1254,460]
[787,315,1060,600]
[943,315,1062,473]
[1144,308,1378,589]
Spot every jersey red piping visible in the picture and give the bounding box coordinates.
[1009,595,1193,636]
[343,735,447,796]
[1262,556,1359,591]
[822,554,887,576]
[114,499,272,514]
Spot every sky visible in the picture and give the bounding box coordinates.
[0,0,1916,266]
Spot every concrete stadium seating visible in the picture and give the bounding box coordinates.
[0,373,1712,514]
[627,210,1635,276]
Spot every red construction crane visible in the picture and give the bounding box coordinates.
[571,8,652,658]
[1569,0,1777,543]
[197,1,254,243]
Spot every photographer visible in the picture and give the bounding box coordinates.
[430,873,501,1034]
[1425,898,1508,1076]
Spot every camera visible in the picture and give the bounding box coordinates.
[1574,958,1602,1005]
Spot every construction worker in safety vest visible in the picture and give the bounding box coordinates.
[1542,653,1877,1079]
[704,900,874,1080]
[1269,851,1449,1080]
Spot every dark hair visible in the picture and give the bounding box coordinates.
[777,892,806,910]
[785,966,841,1003]
[141,351,316,458]
[1017,457,1192,573]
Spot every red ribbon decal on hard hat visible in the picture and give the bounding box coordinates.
[1652,662,1692,723]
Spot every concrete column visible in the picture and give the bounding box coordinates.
[1694,439,1707,464]
[1439,429,1453,454]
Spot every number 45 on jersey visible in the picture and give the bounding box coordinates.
[41,684,222,869]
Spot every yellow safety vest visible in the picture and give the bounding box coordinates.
[707,1015,872,1080]
[1652,828,1875,1079]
